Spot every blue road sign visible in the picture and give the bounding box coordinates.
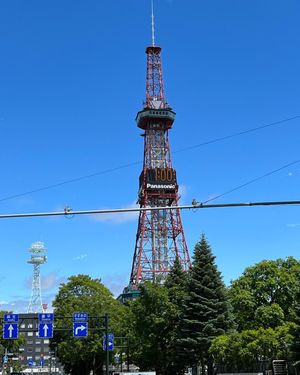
[103,333,114,351]
[38,323,53,338]
[73,312,88,322]
[4,313,19,323]
[3,323,18,339]
[3,355,8,363]
[38,313,54,322]
[28,358,33,367]
[73,322,88,337]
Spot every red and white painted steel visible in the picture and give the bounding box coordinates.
[129,45,191,286]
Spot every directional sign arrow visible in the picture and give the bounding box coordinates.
[73,322,88,337]
[3,323,18,339]
[75,324,86,335]
[8,325,14,338]
[43,324,49,336]
[38,323,53,338]
[103,333,114,350]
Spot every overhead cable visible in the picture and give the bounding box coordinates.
[0,200,299,219]
[0,114,298,203]
[203,158,300,203]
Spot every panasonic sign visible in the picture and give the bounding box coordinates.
[146,183,176,190]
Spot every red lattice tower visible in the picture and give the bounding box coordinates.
[129,44,191,286]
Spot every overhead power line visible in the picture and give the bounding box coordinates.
[203,158,300,203]
[174,115,300,153]
[0,114,298,204]
[0,200,299,219]
[0,161,140,204]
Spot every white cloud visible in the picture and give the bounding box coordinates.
[286,223,300,228]
[73,253,88,261]
[0,298,29,313]
[102,273,129,297]
[288,169,300,177]
[91,201,139,224]
[92,189,189,224]
[178,184,187,202]
[42,273,66,290]
[24,272,65,291]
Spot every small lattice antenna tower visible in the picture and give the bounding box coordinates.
[27,241,47,313]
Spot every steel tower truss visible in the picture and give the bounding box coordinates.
[27,241,47,313]
[130,46,191,286]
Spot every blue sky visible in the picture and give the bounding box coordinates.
[0,0,299,312]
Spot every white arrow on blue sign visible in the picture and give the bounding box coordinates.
[4,314,19,323]
[38,323,53,338]
[103,333,114,351]
[3,323,18,339]
[28,358,33,367]
[73,322,88,338]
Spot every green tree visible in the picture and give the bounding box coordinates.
[210,324,295,373]
[229,257,300,330]
[178,234,234,375]
[129,281,173,374]
[164,257,188,375]
[52,274,129,375]
[129,258,188,375]
[289,289,300,364]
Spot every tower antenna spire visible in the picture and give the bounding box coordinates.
[151,0,155,46]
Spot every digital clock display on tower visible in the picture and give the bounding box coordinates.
[143,168,178,191]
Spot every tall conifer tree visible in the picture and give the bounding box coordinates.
[178,234,234,374]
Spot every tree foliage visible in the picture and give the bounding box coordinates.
[178,235,234,374]
[229,257,300,331]
[129,258,188,375]
[52,274,129,375]
[164,257,188,375]
[129,282,172,374]
[211,257,300,372]
[290,289,300,364]
[210,324,295,372]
